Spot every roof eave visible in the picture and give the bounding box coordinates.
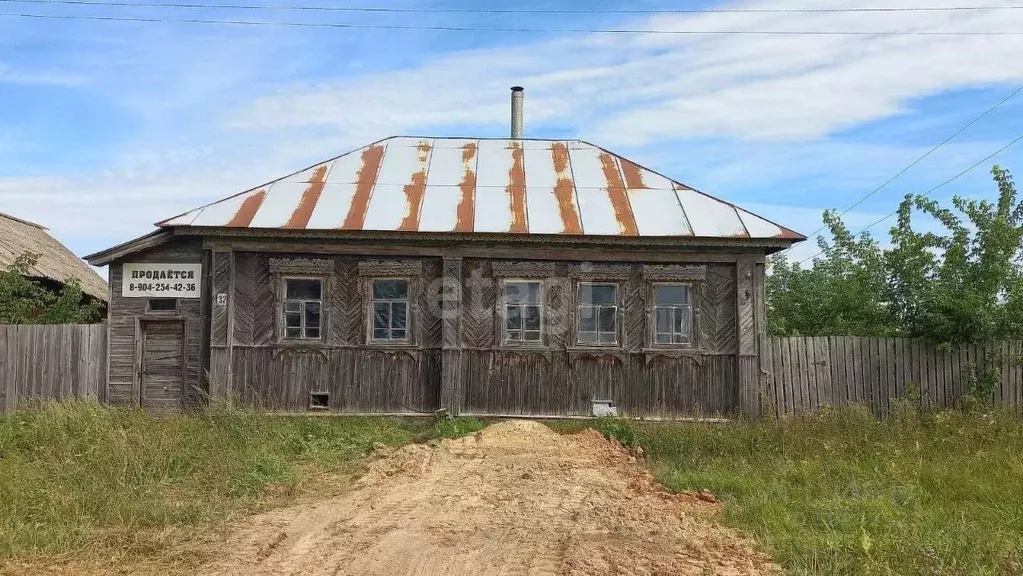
[85,229,175,266]
[172,225,802,250]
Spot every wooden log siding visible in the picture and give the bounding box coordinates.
[107,239,204,407]
[206,252,748,417]
[0,324,106,413]
[764,337,1023,416]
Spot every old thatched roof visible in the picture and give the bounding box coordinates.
[0,212,107,300]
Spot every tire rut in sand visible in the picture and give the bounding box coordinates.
[201,420,778,576]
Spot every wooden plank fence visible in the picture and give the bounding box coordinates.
[765,337,1023,416]
[0,324,106,413]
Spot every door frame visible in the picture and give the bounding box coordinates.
[135,318,187,408]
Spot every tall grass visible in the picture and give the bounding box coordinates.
[590,406,1023,575]
[0,401,483,564]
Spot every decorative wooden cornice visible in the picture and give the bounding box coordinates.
[357,259,424,277]
[268,258,333,275]
[491,260,557,278]
[640,264,707,281]
[568,263,631,280]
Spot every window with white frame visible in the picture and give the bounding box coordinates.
[282,278,322,340]
[503,281,542,344]
[577,283,618,345]
[653,284,693,345]
[371,279,409,341]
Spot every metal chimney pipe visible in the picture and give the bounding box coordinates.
[510,86,524,139]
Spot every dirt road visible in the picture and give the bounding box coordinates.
[201,421,776,576]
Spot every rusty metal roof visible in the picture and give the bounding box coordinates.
[159,137,803,240]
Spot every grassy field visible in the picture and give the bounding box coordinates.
[0,402,483,571]
[2,402,1022,575]
[575,405,1023,576]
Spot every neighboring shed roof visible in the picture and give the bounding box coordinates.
[159,137,804,240]
[0,212,108,300]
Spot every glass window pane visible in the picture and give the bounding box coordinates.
[373,279,408,300]
[373,303,390,330]
[392,329,406,340]
[580,284,615,305]
[655,308,671,333]
[598,307,616,332]
[505,282,525,304]
[579,307,596,332]
[598,332,617,344]
[674,333,688,344]
[305,302,321,328]
[373,328,388,340]
[284,301,301,313]
[524,330,541,342]
[285,327,302,339]
[306,327,320,339]
[286,278,321,300]
[578,331,597,344]
[506,330,521,341]
[506,306,522,330]
[527,283,540,304]
[656,333,671,344]
[523,306,541,330]
[391,302,407,329]
[675,307,691,335]
[285,312,301,328]
[655,285,689,305]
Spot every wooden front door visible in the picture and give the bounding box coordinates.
[140,320,185,410]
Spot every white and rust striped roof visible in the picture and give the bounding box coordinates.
[159,137,802,240]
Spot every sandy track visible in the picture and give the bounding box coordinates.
[201,421,776,576]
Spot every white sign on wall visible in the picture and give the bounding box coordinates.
[122,263,202,298]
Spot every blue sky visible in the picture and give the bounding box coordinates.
[2,0,1023,268]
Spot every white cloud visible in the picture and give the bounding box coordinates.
[226,0,1023,144]
[4,0,1023,258]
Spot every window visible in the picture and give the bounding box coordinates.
[148,298,177,313]
[371,279,409,341]
[283,278,322,340]
[653,284,693,345]
[578,283,618,345]
[503,281,542,344]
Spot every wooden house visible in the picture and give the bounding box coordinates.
[1,212,107,302]
[86,90,803,417]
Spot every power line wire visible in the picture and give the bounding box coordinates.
[3,11,1023,33]
[795,84,1023,245]
[796,132,1023,266]
[3,0,1023,14]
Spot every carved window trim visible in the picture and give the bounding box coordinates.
[574,281,622,348]
[357,259,423,347]
[492,261,557,278]
[275,274,330,345]
[646,282,700,350]
[497,278,547,349]
[367,278,412,344]
[640,264,706,282]
[568,263,631,281]
[269,258,333,275]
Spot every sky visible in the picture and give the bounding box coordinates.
[2,0,1023,271]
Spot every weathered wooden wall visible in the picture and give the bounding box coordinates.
[0,324,106,413]
[211,252,444,412]
[107,239,204,406]
[765,337,1023,416]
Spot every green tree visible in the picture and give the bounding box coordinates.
[767,166,1023,343]
[0,253,103,324]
